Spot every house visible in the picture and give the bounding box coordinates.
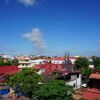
[88,71,100,91]
[33,63,81,90]
[0,66,19,75]
[51,57,77,65]
[0,66,20,83]
[82,70,100,100]
[15,56,30,61]
[55,70,81,90]
[18,59,47,68]
[18,61,31,68]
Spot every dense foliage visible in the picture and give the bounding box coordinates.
[35,79,73,100]
[8,68,74,99]
[82,68,92,76]
[92,57,100,67]
[95,66,100,70]
[8,68,42,98]
[0,56,18,66]
[75,57,89,70]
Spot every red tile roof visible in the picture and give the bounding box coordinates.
[0,66,19,75]
[82,91,100,100]
[33,64,63,73]
[51,57,77,60]
[33,63,79,76]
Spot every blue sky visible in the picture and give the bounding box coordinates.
[0,0,100,56]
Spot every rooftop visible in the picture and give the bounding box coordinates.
[89,73,100,79]
[82,90,100,100]
[0,66,20,75]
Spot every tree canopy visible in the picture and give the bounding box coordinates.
[8,68,74,99]
[0,57,18,66]
[35,79,73,100]
[92,57,100,67]
[8,68,42,98]
[75,57,89,70]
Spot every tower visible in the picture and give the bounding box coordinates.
[64,51,72,71]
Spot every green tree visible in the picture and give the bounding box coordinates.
[0,60,4,66]
[0,57,4,66]
[95,66,100,70]
[10,59,19,66]
[35,79,73,100]
[93,57,100,67]
[8,68,42,98]
[82,68,91,76]
[75,57,89,70]
[82,68,92,82]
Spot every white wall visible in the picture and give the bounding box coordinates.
[37,68,45,74]
[70,59,76,64]
[18,59,47,68]
[51,59,76,64]
[18,61,31,68]
[66,74,81,90]
[51,60,64,64]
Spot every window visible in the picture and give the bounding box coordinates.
[71,75,77,80]
[77,74,79,78]
[73,84,75,87]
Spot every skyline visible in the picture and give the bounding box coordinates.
[0,0,100,56]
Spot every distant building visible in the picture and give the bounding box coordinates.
[15,56,30,61]
[18,61,31,68]
[18,59,47,68]
[51,57,77,65]
[89,65,94,69]
[0,54,14,61]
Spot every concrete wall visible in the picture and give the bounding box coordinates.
[66,74,81,90]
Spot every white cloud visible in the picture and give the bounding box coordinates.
[18,0,37,6]
[23,28,46,53]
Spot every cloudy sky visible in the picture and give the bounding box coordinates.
[0,0,100,56]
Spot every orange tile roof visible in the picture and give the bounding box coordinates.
[89,73,100,79]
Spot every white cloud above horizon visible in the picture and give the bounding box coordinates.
[23,28,46,54]
[4,0,37,6]
[18,0,37,6]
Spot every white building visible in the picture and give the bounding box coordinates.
[66,72,82,90]
[51,57,77,64]
[18,59,47,69]
[57,71,81,90]
[18,61,31,68]
[0,54,14,60]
